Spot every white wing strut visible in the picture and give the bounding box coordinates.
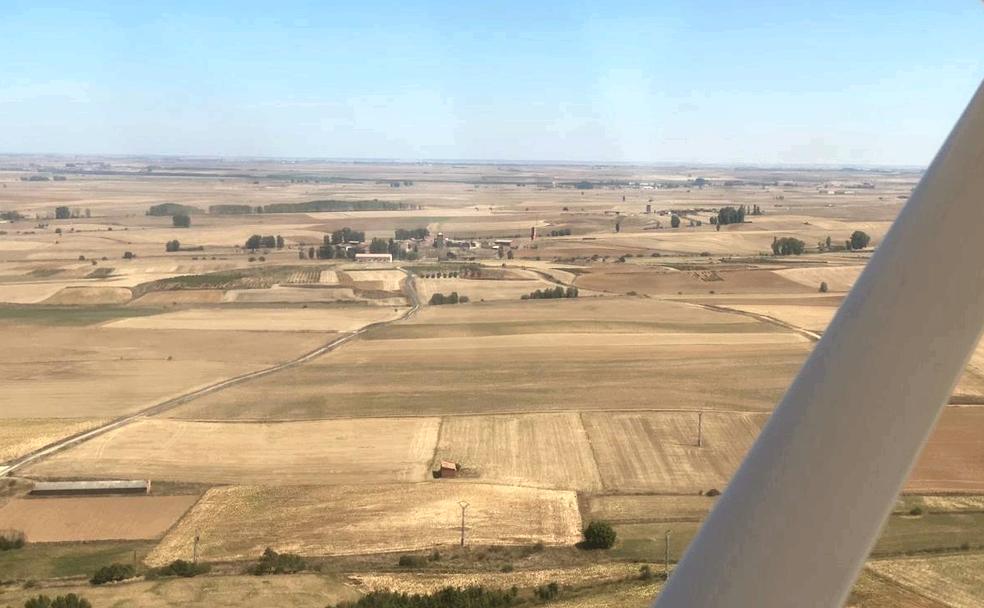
[654,78,984,608]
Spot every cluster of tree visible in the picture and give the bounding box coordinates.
[0,210,24,221]
[165,240,181,252]
[331,227,366,244]
[848,230,871,250]
[23,594,91,608]
[332,586,518,608]
[429,292,469,305]
[209,204,255,215]
[395,227,429,240]
[771,237,806,256]
[172,212,191,228]
[548,228,572,237]
[148,559,211,578]
[671,214,681,228]
[364,237,418,260]
[123,251,136,259]
[90,563,135,585]
[21,175,51,181]
[147,203,202,216]
[581,520,617,549]
[419,271,462,279]
[750,204,764,215]
[55,206,72,220]
[250,547,306,575]
[712,205,747,226]
[244,234,285,251]
[521,286,578,300]
[0,530,25,550]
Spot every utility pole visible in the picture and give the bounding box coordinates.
[458,501,470,547]
[664,530,671,576]
[193,531,201,564]
[697,411,704,448]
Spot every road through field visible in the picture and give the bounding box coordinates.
[1,269,421,477]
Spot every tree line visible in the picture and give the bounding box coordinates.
[245,234,285,251]
[430,292,469,305]
[521,286,578,300]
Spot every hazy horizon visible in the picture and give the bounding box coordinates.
[2,1,982,166]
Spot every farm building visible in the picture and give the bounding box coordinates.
[29,480,151,497]
[439,461,458,478]
[354,253,393,263]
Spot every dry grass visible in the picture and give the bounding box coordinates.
[42,286,133,305]
[434,413,602,491]
[868,554,984,608]
[0,495,199,542]
[582,411,767,493]
[908,408,984,493]
[0,418,107,462]
[104,305,406,332]
[148,483,581,565]
[416,277,557,303]
[772,265,863,292]
[584,495,716,523]
[24,417,440,485]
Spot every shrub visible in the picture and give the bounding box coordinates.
[639,564,653,580]
[122,251,135,259]
[428,550,441,562]
[909,506,923,516]
[333,586,517,608]
[0,530,25,551]
[24,594,91,608]
[172,213,191,228]
[153,559,211,578]
[500,564,514,573]
[850,230,871,250]
[250,548,306,575]
[819,281,828,293]
[582,521,616,549]
[90,563,135,585]
[534,582,560,601]
[705,488,721,497]
[398,554,427,568]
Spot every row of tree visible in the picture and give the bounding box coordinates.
[521,286,579,300]
[429,292,469,305]
[771,237,806,255]
[244,234,285,251]
[395,227,429,240]
[548,228,572,236]
[54,206,91,220]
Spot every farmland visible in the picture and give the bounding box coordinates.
[3,158,984,606]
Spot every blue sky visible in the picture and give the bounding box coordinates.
[1,1,982,165]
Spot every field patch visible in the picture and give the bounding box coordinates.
[434,413,602,491]
[868,554,984,608]
[148,483,581,564]
[342,269,405,291]
[582,411,767,493]
[41,286,132,305]
[0,418,107,463]
[0,495,198,542]
[417,277,557,303]
[585,494,716,523]
[908,408,984,493]
[717,302,837,333]
[772,265,863,292]
[130,289,226,305]
[103,306,405,332]
[24,417,440,485]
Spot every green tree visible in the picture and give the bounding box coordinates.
[276,235,285,249]
[165,240,180,252]
[90,563,135,585]
[245,234,262,250]
[24,594,91,608]
[369,237,389,253]
[582,521,617,549]
[850,230,871,250]
[55,206,71,219]
[670,214,680,228]
[819,281,829,293]
[172,212,191,228]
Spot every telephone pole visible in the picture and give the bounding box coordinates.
[697,411,703,447]
[458,501,470,547]
[193,531,201,564]
[664,530,671,576]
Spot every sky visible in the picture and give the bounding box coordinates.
[1,1,982,166]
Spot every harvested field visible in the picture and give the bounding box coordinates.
[41,286,132,305]
[103,306,405,332]
[582,411,767,493]
[868,554,984,608]
[0,325,328,418]
[223,286,366,303]
[24,418,440,485]
[0,495,198,542]
[772,265,863,292]
[921,495,984,512]
[129,289,226,305]
[550,579,665,608]
[168,332,809,420]
[717,302,837,333]
[871,512,984,556]
[0,282,78,304]
[575,266,813,296]
[907,408,984,493]
[342,269,405,291]
[352,563,640,595]
[319,270,339,283]
[846,568,949,608]
[148,483,581,564]
[433,413,602,491]
[416,277,557,302]
[0,574,359,608]
[609,521,702,562]
[584,495,716,523]
[0,418,107,462]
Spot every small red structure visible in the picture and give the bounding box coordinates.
[439,461,458,478]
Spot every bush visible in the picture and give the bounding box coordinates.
[705,488,721,497]
[500,564,514,573]
[90,563,135,585]
[639,564,653,580]
[428,550,441,562]
[534,582,560,601]
[122,251,135,259]
[0,530,25,551]
[172,213,191,228]
[250,547,306,575]
[24,594,91,608]
[333,586,517,608]
[850,230,871,250]
[153,559,210,578]
[909,506,924,516]
[398,554,427,568]
[770,237,805,256]
[582,521,616,549]
[819,281,828,293]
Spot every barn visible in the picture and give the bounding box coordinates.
[29,480,151,497]
[439,461,458,478]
